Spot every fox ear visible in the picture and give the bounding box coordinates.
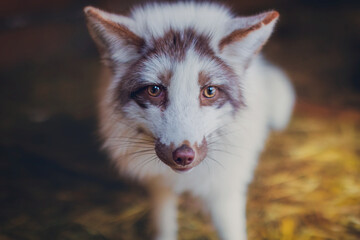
[84,6,144,65]
[219,11,279,68]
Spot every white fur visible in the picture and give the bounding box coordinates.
[86,2,295,240]
[130,2,233,40]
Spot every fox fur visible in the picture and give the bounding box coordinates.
[84,2,295,240]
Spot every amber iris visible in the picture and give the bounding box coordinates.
[203,86,217,98]
[147,85,162,97]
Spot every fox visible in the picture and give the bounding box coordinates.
[84,2,295,240]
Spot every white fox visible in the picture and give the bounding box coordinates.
[84,2,294,240]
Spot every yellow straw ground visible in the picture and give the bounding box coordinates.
[247,104,360,240]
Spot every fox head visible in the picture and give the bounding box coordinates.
[84,3,279,173]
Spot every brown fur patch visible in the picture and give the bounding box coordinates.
[181,140,191,147]
[218,11,279,51]
[198,71,211,87]
[143,28,214,62]
[263,11,279,25]
[155,141,175,167]
[158,70,173,87]
[194,138,208,164]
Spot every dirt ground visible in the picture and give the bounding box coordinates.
[0,0,359,239]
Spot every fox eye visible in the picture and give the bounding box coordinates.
[203,86,217,98]
[147,85,162,97]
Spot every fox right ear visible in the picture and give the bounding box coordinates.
[84,6,144,65]
[219,11,279,70]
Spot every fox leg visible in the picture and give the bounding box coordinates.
[149,182,178,240]
[205,188,247,240]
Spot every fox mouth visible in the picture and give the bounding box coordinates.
[173,167,194,173]
[158,152,202,173]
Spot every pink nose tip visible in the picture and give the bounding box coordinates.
[172,145,195,166]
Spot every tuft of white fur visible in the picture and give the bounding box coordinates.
[130,2,233,39]
[86,2,295,240]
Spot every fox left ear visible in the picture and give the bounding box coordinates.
[84,6,145,66]
[219,11,279,68]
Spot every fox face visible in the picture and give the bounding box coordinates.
[84,3,279,173]
[113,29,244,172]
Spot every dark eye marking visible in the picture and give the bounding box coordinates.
[131,85,167,108]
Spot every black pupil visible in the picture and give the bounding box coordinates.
[207,87,215,95]
[150,86,160,95]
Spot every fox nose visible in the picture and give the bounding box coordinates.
[172,145,195,166]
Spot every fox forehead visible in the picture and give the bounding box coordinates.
[130,2,232,39]
[114,29,243,111]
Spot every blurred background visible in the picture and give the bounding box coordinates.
[1,0,359,239]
